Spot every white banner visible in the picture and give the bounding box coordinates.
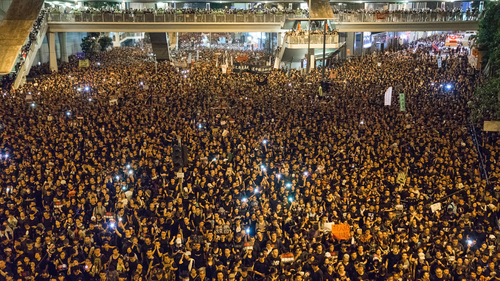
[384,87,392,106]
[437,56,442,68]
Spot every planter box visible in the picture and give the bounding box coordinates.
[49,13,60,22]
[93,13,102,22]
[264,14,272,22]
[124,14,134,22]
[104,13,113,22]
[134,14,144,22]
[226,14,235,22]
[195,14,204,22]
[74,14,82,22]
[247,14,255,22]
[185,14,194,22]
[206,14,214,22]
[145,13,154,22]
[155,14,164,22]
[114,14,123,22]
[165,14,174,22]
[176,14,184,22]
[216,14,225,22]
[83,13,92,22]
[236,14,244,22]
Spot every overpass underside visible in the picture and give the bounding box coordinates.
[0,0,44,74]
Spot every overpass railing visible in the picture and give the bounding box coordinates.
[48,12,477,24]
[286,34,339,45]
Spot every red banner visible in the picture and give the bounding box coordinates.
[376,13,386,19]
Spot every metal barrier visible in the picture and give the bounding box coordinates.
[286,34,339,45]
[49,12,477,24]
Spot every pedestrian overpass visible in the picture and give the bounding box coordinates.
[46,13,478,33]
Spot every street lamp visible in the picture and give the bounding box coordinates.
[307,0,311,73]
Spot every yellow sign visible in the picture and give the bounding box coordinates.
[79,59,90,68]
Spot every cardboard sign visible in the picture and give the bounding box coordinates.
[397,172,407,185]
[399,93,406,112]
[331,224,350,240]
[79,59,90,68]
[177,173,184,178]
[484,121,500,132]
[431,203,442,213]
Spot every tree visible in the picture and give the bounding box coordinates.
[471,1,500,121]
[80,36,97,58]
[98,36,113,51]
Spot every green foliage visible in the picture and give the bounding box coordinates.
[98,36,113,51]
[80,36,96,58]
[472,1,500,121]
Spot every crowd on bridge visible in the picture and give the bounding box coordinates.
[332,7,482,22]
[0,33,500,281]
[45,5,481,23]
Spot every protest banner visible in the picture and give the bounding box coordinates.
[384,87,392,106]
[331,224,350,240]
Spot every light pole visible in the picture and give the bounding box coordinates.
[307,0,311,73]
[153,53,158,74]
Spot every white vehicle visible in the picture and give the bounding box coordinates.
[460,30,477,42]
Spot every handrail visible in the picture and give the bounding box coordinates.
[47,12,478,24]
[12,15,48,89]
[469,123,490,184]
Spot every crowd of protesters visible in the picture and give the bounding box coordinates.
[0,35,499,281]
[332,7,481,22]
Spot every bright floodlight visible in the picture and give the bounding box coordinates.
[446,84,452,89]
[66,112,71,116]
[31,103,35,107]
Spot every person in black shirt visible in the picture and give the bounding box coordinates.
[253,253,269,281]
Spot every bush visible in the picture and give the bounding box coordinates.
[471,1,500,121]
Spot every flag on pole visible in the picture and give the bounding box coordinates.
[384,87,392,106]
[399,93,406,112]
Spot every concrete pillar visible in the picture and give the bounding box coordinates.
[346,32,355,57]
[112,32,121,48]
[58,32,68,63]
[48,32,58,72]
